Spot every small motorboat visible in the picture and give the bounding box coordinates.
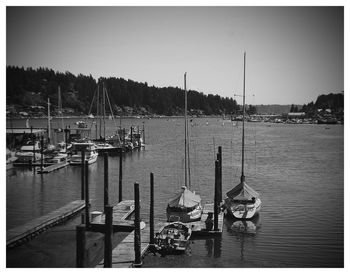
[154,221,192,255]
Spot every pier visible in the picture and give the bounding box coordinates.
[89,200,135,232]
[7,200,85,249]
[37,161,69,173]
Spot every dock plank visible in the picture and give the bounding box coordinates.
[7,200,85,248]
[96,225,150,268]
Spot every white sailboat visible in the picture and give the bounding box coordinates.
[224,52,262,219]
[166,73,203,223]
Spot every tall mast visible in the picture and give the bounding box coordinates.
[241,52,246,183]
[48,97,51,142]
[184,72,188,188]
[58,85,64,130]
[98,82,102,139]
[103,82,106,140]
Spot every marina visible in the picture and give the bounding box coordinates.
[5,6,344,268]
[6,117,343,267]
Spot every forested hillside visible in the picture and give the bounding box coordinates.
[6,66,239,116]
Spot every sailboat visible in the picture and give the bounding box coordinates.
[166,73,203,223]
[224,52,262,219]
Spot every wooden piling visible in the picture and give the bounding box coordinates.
[64,126,68,152]
[31,126,36,163]
[84,160,90,227]
[218,146,222,201]
[214,160,219,231]
[95,123,98,140]
[104,205,113,268]
[81,149,85,200]
[150,173,154,244]
[123,128,126,149]
[142,123,145,144]
[76,224,86,267]
[104,152,109,211]
[119,151,123,202]
[130,126,133,145]
[40,135,44,173]
[133,183,142,267]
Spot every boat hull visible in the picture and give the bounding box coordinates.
[166,205,203,223]
[70,153,98,165]
[154,222,192,255]
[224,197,261,220]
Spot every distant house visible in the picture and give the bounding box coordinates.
[30,105,45,110]
[287,112,305,118]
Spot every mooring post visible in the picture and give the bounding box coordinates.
[150,173,154,244]
[31,126,36,163]
[40,135,44,172]
[76,224,86,267]
[123,128,126,149]
[214,160,219,231]
[118,151,123,202]
[133,182,142,267]
[64,126,68,152]
[104,205,113,268]
[137,126,140,148]
[81,149,85,200]
[130,126,133,145]
[104,152,109,212]
[218,146,222,202]
[142,122,145,145]
[84,160,90,227]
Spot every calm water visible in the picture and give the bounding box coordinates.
[6,117,344,267]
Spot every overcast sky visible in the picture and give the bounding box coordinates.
[6,6,343,105]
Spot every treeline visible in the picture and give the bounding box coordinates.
[6,66,239,116]
[294,93,344,114]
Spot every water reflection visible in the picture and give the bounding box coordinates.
[226,215,261,262]
[204,236,222,258]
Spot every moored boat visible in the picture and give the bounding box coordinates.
[6,148,17,170]
[166,186,203,223]
[166,73,203,223]
[70,142,98,165]
[224,52,261,220]
[15,140,43,163]
[154,221,192,255]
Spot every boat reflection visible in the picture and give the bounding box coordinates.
[226,215,261,261]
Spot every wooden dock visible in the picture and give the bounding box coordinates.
[89,200,135,232]
[96,223,150,268]
[37,161,69,174]
[7,200,85,248]
[95,203,223,268]
[190,203,224,236]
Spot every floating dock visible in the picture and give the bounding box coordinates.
[96,222,150,268]
[7,200,85,248]
[190,203,224,236]
[89,200,135,232]
[95,203,223,268]
[37,161,69,174]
